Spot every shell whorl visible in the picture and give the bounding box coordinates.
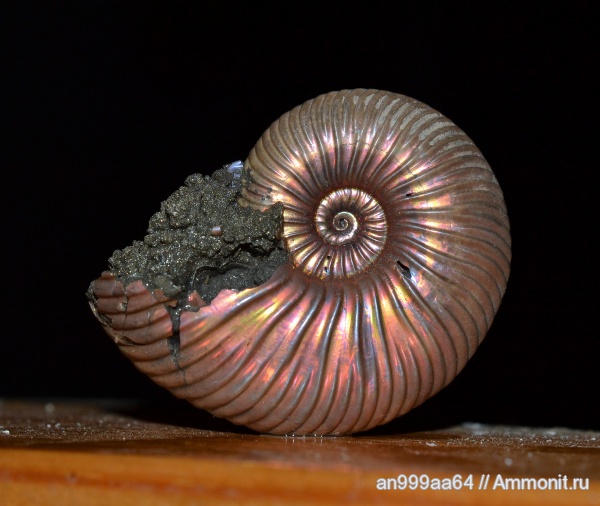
[91,89,511,436]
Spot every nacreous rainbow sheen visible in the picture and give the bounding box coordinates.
[90,89,511,435]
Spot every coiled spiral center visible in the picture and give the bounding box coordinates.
[325,211,359,244]
[308,188,387,278]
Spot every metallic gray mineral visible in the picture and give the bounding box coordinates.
[92,162,287,305]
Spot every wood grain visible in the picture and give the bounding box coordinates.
[1,400,598,505]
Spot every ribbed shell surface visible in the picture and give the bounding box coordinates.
[90,89,511,435]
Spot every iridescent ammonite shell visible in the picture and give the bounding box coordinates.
[89,89,511,436]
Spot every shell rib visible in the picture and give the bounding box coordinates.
[90,89,511,435]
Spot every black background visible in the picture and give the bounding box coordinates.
[3,2,598,433]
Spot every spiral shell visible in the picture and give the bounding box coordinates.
[90,89,511,435]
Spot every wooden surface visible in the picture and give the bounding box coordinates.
[0,400,598,505]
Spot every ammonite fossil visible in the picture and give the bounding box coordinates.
[88,89,511,436]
